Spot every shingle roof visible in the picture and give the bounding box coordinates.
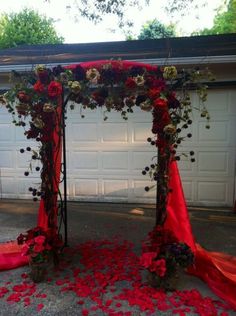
[0,34,235,66]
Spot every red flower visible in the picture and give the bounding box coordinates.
[125,77,136,89]
[148,88,161,100]
[34,235,46,245]
[153,98,168,109]
[33,81,45,93]
[48,81,62,98]
[140,252,157,269]
[33,243,44,253]
[150,258,166,276]
[17,91,31,103]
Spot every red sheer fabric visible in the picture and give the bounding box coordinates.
[0,61,235,310]
[166,161,236,310]
[0,241,28,270]
[37,96,63,232]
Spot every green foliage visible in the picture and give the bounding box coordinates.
[137,19,176,40]
[195,0,236,35]
[0,8,64,49]
[65,0,149,28]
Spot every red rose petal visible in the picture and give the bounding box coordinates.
[37,303,44,311]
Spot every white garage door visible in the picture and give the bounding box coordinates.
[0,89,235,206]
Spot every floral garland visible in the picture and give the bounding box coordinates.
[0,60,213,227]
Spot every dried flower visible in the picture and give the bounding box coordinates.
[163,124,176,135]
[86,68,100,84]
[134,75,145,86]
[68,80,81,94]
[163,66,178,80]
[33,117,45,129]
[140,100,152,111]
[43,103,55,112]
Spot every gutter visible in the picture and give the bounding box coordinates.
[0,55,235,73]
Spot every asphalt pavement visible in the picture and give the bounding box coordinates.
[0,200,236,315]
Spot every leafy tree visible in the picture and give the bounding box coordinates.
[195,0,236,35]
[0,9,64,49]
[137,19,176,40]
[51,0,205,29]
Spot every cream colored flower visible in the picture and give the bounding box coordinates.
[68,80,81,94]
[35,64,46,73]
[33,117,45,129]
[134,75,145,86]
[163,124,176,135]
[16,103,30,112]
[43,103,55,112]
[0,94,7,105]
[140,100,152,112]
[86,68,100,84]
[163,66,178,80]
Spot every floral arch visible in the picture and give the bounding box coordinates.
[0,60,236,309]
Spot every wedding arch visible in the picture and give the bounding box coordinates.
[0,60,236,309]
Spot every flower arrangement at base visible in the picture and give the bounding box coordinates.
[17,227,63,282]
[140,226,194,291]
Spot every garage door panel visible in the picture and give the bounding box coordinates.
[103,179,129,199]
[74,179,98,197]
[132,151,156,171]
[197,181,228,203]
[181,180,194,202]
[198,120,229,144]
[206,91,230,112]
[0,124,14,142]
[0,150,14,169]
[72,151,99,170]
[133,180,155,199]
[102,123,128,142]
[69,122,99,142]
[0,176,16,196]
[132,122,152,142]
[197,151,228,174]
[102,151,128,170]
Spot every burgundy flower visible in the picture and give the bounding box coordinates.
[17,91,31,103]
[125,77,136,89]
[73,65,86,81]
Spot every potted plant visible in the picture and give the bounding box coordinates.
[17,227,62,282]
[140,226,194,290]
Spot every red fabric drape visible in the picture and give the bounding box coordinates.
[0,61,235,310]
[37,96,63,232]
[166,161,236,310]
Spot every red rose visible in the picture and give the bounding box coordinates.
[48,81,62,98]
[150,259,166,276]
[153,98,168,109]
[125,77,136,89]
[17,91,31,103]
[148,88,161,100]
[33,81,45,93]
[140,252,157,269]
